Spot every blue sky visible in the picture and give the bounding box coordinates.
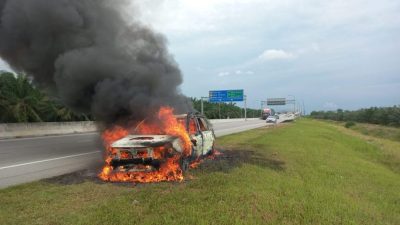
[1,0,399,112]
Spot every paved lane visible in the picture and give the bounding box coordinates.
[0,119,267,188]
[212,119,268,137]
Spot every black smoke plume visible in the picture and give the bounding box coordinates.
[0,0,191,126]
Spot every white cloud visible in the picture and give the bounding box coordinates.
[134,0,269,35]
[217,70,254,77]
[218,71,230,77]
[258,49,296,61]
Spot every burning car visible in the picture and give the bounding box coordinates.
[99,108,216,183]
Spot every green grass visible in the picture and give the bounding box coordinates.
[348,123,400,142]
[1,119,399,225]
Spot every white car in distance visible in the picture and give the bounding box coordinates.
[266,115,278,123]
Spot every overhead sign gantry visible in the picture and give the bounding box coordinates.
[261,97,296,113]
[266,98,286,106]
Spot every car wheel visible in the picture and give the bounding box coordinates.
[180,157,190,172]
[190,146,197,160]
[207,142,216,156]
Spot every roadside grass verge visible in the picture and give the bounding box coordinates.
[327,121,400,173]
[348,123,400,142]
[324,120,400,143]
[0,119,399,225]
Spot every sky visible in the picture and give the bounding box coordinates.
[1,0,400,112]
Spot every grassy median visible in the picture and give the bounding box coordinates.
[1,119,399,225]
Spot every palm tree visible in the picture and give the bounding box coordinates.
[0,72,44,122]
[0,71,93,123]
[39,98,88,122]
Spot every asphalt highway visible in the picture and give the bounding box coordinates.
[0,119,268,188]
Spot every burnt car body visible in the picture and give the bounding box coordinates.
[109,112,215,172]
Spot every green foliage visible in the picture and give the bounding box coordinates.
[0,72,43,122]
[310,106,400,127]
[344,121,356,128]
[191,97,261,119]
[0,71,90,123]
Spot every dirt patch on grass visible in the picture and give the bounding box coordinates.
[43,168,104,185]
[195,148,285,173]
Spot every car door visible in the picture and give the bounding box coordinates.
[188,116,203,158]
[197,117,215,155]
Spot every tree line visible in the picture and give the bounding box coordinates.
[0,71,91,123]
[191,98,261,119]
[0,71,261,123]
[310,106,400,127]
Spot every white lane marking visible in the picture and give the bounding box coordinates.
[0,151,101,170]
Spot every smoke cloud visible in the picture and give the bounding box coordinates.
[0,0,191,125]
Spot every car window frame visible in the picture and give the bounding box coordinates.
[188,117,199,135]
[197,117,209,131]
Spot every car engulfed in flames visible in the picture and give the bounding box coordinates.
[98,107,216,183]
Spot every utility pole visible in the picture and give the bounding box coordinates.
[230,99,233,119]
[287,95,296,113]
[294,97,296,113]
[201,98,204,115]
[244,95,247,121]
[218,102,221,119]
[260,101,263,118]
[200,97,208,115]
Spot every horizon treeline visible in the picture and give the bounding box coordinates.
[310,106,400,127]
[0,71,261,123]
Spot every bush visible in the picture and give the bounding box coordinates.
[310,106,400,127]
[345,121,356,128]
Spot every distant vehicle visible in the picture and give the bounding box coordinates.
[109,112,215,172]
[262,108,272,120]
[266,115,277,123]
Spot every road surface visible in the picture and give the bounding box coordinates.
[0,119,269,188]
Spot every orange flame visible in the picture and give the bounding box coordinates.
[98,106,192,183]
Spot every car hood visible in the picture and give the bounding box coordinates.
[111,135,178,148]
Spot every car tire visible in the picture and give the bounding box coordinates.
[190,146,197,160]
[180,157,190,172]
[207,142,216,156]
